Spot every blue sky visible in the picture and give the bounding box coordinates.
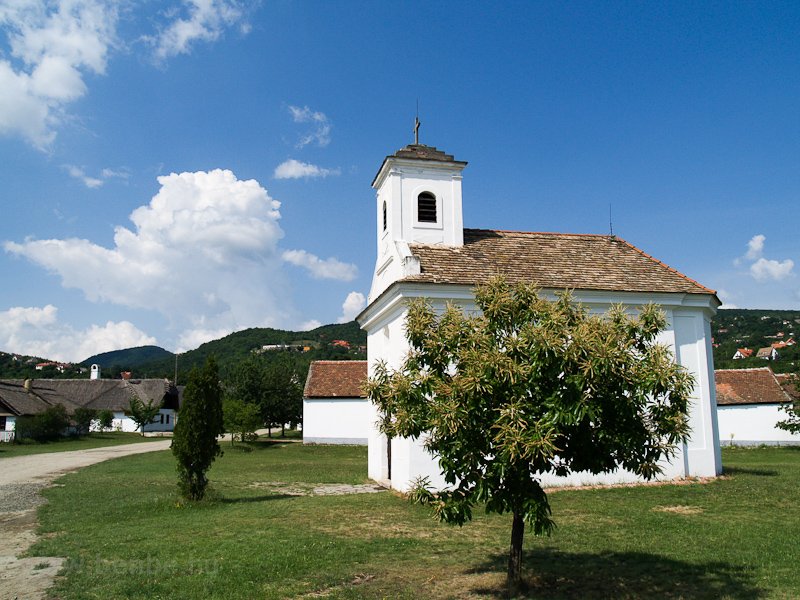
[1,1,798,362]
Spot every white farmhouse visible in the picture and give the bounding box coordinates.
[357,141,723,492]
[0,376,181,440]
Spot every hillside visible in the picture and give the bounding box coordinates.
[712,308,800,373]
[111,321,366,381]
[81,345,174,369]
[0,351,86,379]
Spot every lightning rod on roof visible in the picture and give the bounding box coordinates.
[609,203,614,238]
[414,100,420,145]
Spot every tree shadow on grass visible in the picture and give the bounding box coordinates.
[244,439,297,452]
[723,466,778,477]
[219,494,298,504]
[467,549,763,599]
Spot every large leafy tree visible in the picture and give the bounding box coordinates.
[223,397,262,445]
[261,356,303,436]
[172,357,225,500]
[227,354,303,437]
[366,277,695,586]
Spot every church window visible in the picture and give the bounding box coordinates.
[382,201,387,231]
[417,192,437,223]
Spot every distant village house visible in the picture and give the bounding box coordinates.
[302,360,368,445]
[716,368,799,446]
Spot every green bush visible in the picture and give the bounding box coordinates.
[15,404,71,442]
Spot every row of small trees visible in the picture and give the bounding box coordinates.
[223,354,303,442]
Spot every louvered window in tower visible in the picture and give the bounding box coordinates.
[382,201,387,231]
[417,192,437,223]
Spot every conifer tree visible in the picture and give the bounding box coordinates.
[172,356,225,500]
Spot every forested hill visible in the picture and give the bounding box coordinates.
[712,308,800,373]
[86,321,365,381]
[0,321,365,381]
[82,345,173,369]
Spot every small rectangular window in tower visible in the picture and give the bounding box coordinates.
[417,192,437,223]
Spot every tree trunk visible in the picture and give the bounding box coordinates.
[281,424,285,437]
[507,511,525,588]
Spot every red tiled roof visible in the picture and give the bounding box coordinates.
[304,361,368,399]
[406,229,715,296]
[715,368,792,406]
[775,373,800,401]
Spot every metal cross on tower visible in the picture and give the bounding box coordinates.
[413,115,421,145]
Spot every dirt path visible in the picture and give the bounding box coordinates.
[0,440,172,600]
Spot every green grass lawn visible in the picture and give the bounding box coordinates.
[0,432,158,458]
[28,443,800,599]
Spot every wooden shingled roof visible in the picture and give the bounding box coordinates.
[715,368,792,406]
[304,361,368,399]
[406,229,715,296]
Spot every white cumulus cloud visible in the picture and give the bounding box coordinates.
[750,258,795,282]
[0,0,118,148]
[288,104,331,148]
[737,234,795,282]
[149,0,249,60]
[281,249,357,281]
[274,159,340,180]
[5,169,292,350]
[4,169,358,354]
[0,304,155,362]
[337,291,365,323]
[745,234,765,260]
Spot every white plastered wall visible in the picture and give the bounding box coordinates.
[717,404,800,445]
[91,409,176,433]
[361,283,722,492]
[303,398,370,445]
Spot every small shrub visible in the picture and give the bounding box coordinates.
[73,407,97,436]
[96,409,114,432]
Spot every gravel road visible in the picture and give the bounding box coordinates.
[0,440,172,600]
[0,440,171,504]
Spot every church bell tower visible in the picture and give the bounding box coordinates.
[368,123,467,302]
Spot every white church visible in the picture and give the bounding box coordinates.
[356,138,722,492]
